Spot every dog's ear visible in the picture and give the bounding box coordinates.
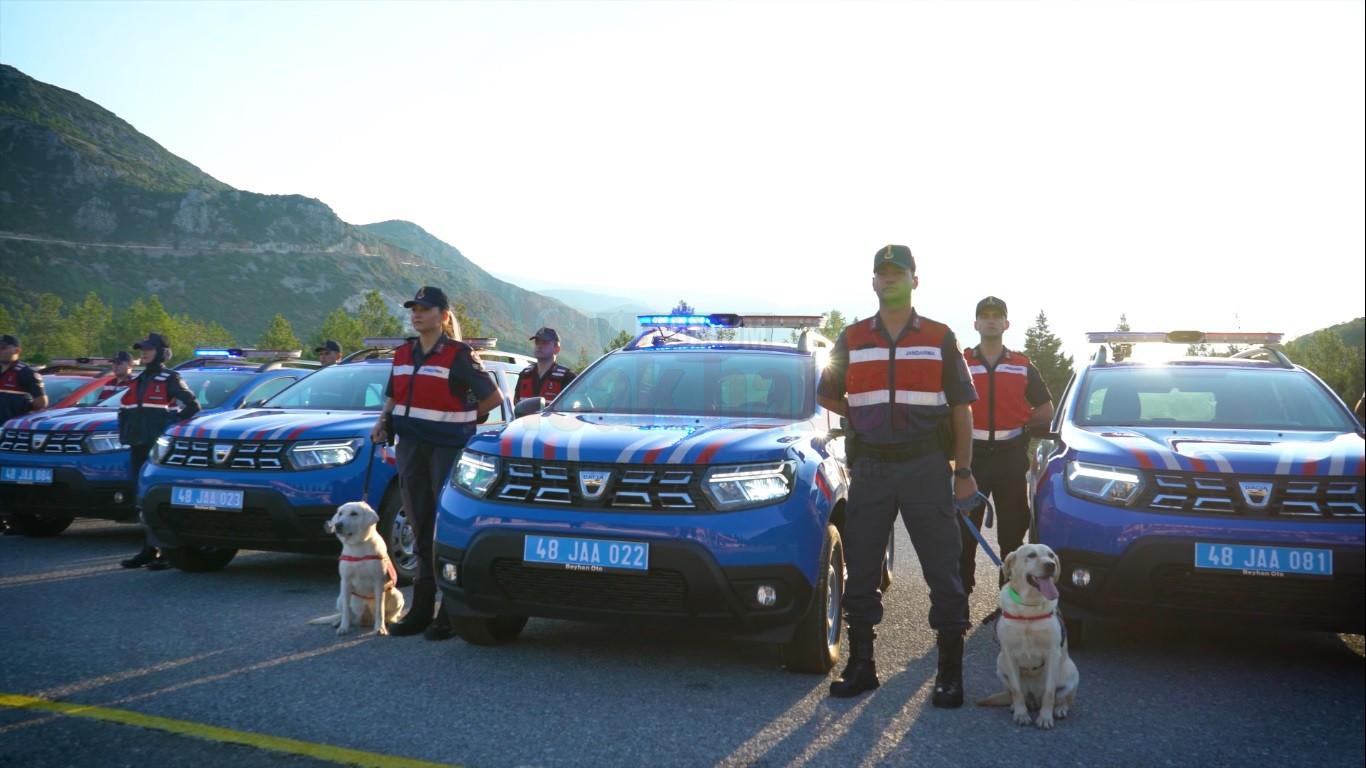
[1002,550,1017,580]
[364,505,379,526]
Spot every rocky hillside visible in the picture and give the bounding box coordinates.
[0,64,620,354]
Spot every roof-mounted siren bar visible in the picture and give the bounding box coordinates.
[48,357,115,367]
[465,337,498,351]
[192,348,302,360]
[361,337,411,349]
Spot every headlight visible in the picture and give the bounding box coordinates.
[453,450,500,496]
[151,434,172,463]
[288,438,363,470]
[702,461,795,510]
[1065,460,1144,505]
[87,431,129,454]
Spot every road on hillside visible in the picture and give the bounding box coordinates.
[1,520,1363,768]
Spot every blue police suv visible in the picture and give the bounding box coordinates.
[0,349,313,536]
[1032,331,1364,642]
[437,313,858,672]
[139,338,530,576]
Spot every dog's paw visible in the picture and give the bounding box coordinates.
[372,625,389,637]
[1013,708,1032,726]
[1054,703,1070,720]
[335,625,349,636]
[1036,712,1055,729]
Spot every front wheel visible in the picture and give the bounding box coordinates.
[12,514,73,537]
[162,545,237,572]
[455,615,528,646]
[782,523,844,674]
[379,492,416,586]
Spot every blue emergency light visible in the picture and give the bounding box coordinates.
[192,348,240,358]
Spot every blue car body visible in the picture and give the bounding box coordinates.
[1033,342,1365,635]
[0,362,310,535]
[436,325,854,671]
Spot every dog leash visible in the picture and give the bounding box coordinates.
[955,491,1003,568]
[360,438,378,504]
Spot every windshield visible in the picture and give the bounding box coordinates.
[262,363,389,410]
[95,370,251,409]
[1077,366,1357,432]
[43,376,90,403]
[553,350,814,419]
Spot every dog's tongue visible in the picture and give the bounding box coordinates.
[1038,577,1060,601]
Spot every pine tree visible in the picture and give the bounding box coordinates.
[257,314,302,351]
[20,294,79,363]
[1113,314,1133,362]
[603,330,633,354]
[68,292,113,357]
[821,309,849,341]
[1285,330,1365,407]
[452,302,483,339]
[310,308,364,357]
[356,291,402,338]
[1024,311,1074,400]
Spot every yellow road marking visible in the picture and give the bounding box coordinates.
[0,693,458,768]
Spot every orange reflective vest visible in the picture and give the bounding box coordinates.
[120,371,179,411]
[515,363,573,404]
[389,338,478,443]
[964,347,1033,442]
[843,314,950,440]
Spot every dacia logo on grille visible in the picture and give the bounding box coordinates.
[579,470,611,501]
[213,443,232,465]
[1239,481,1274,509]
[31,433,47,450]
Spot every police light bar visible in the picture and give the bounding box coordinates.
[1086,331,1283,345]
[637,313,824,329]
[362,337,410,348]
[192,348,303,360]
[193,348,239,358]
[465,337,498,351]
[49,357,114,366]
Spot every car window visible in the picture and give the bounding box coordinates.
[243,376,297,407]
[555,351,813,419]
[1077,367,1357,431]
[75,384,105,406]
[43,377,89,403]
[178,371,252,409]
[264,363,391,410]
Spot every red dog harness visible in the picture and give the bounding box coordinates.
[340,554,397,599]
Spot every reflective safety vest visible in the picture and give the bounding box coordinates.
[100,376,135,402]
[120,371,178,411]
[389,338,478,442]
[515,363,572,403]
[964,347,1033,442]
[843,314,950,439]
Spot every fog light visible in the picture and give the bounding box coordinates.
[1071,567,1092,588]
[442,563,458,583]
[755,585,777,607]
[113,492,125,504]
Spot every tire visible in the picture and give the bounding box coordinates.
[782,523,844,674]
[162,545,237,573]
[12,514,73,537]
[378,492,416,587]
[455,615,529,646]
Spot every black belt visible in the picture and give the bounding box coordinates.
[973,436,1028,454]
[850,436,942,462]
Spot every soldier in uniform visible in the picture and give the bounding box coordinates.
[514,327,576,405]
[98,350,137,401]
[0,334,47,425]
[816,245,978,704]
[315,340,343,367]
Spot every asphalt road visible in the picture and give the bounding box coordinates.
[2,520,1362,768]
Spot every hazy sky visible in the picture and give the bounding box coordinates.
[2,1,1362,358]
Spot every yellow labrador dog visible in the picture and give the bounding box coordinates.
[978,543,1080,728]
[309,501,404,636]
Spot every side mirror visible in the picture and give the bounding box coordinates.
[513,396,546,419]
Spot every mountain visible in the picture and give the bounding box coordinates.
[0,64,615,355]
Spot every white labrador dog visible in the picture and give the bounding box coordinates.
[977,543,1080,728]
[308,501,404,636]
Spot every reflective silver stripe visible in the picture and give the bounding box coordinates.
[119,403,173,410]
[973,427,1023,441]
[848,348,884,364]
[848,390,947,407]
[895,346,942,361]
[392,404,477,423]
[416,365,451,378]
[391,365,415,376]
[996,364,1028,376]
[967,365,988,375]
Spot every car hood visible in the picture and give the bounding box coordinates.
[169,408,381,442]
[5,406,118,433]
[1067,425,1366,476]
[470,412,815,465]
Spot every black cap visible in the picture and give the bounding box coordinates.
[403,286,450,310]
[132,332,169,350]
[529,327,560,343]
[314,340,342,354]
[976,296,1008,317]
[873,244,915,273]
[0,334,18,347]
[113,350,133,363]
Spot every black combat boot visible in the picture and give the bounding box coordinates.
[829,624,879,698]
[388,581,435,636]
[932,631,965,708]
[423,602,457,641]
[120,545,158,569]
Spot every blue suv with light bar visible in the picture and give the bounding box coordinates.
[138,338,530,575]
[0,349,315,537]
[1032,330,1365,641]
[436,312,859,673]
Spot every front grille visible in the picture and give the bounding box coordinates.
[156,504,277,540]
[491,558,689,614]
[1143,472,1363,519]
[0,429,87,454]
[1151,564,1365,620]
[492,460,706,511]
[162,439,289,470]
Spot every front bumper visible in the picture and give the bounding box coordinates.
[0,452,134,522]
[1036,472,1366,633]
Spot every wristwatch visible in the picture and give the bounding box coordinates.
[953,467,973,479]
